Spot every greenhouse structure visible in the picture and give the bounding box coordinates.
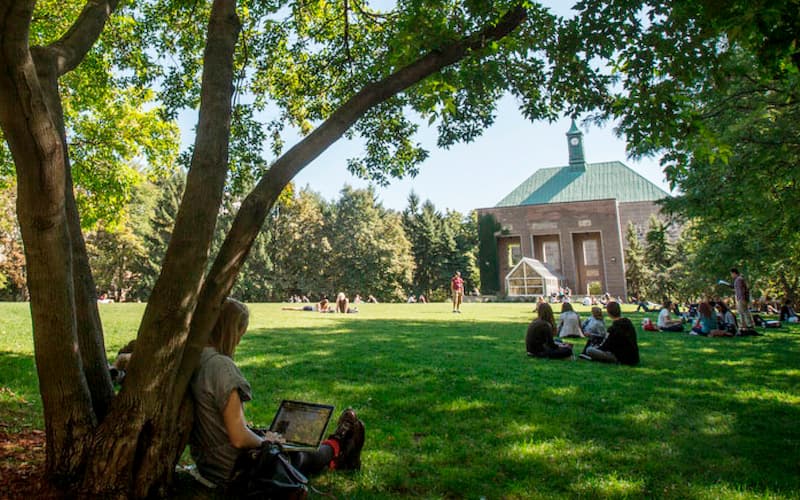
[505,257,561,297]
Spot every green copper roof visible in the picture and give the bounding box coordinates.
[495,161,669,207]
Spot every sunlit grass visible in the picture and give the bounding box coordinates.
[1,301,799,498]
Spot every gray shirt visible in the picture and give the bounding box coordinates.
[189,347,253,485]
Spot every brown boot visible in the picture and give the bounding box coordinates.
[328,408,365,471]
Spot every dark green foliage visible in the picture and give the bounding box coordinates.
[402,194,478,300]
[139,171,187,299]
[624,222,649,300]
[478,212,501,294]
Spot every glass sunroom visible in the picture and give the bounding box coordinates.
[505,257,560,297]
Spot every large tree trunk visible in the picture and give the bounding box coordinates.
[81,1,241,496]
[0,3,98,483]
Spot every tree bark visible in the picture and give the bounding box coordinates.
[0,3,96,482]
[81,1,241,496]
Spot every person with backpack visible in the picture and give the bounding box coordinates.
[189,298,365,491]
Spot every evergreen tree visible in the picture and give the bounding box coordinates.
[138,171,186,299]
[329,186,413,301]
[644,215,675,302]
[623,221,649,301]
[266,188,331,300]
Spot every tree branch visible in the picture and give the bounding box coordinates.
[175,4,528,394]
[48,0,121,76]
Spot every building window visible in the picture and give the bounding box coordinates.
[542,240,561,270]
[583,239,599,266]
[508,243,522,267]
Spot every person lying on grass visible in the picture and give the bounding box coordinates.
[189,298,365,489]
[579,301,639,365]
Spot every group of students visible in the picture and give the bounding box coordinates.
[525,300,640,366]
[282,292,359,313]
[655,299,764,337]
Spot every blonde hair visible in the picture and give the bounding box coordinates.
[209,298,250,357]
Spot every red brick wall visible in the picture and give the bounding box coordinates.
[478,199,628,297]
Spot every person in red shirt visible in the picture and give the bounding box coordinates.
[451,271,464,313]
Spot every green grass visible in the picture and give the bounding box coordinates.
[2,302,799,498]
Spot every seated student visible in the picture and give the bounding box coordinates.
[580,301,639,365]
[581,306,607,339]
[657,300,684,332]
[526,302,573,359]
[336,292,358,313]
[190,298,365,489]
[780,300,799,322]
[691,302,725,336]
[715,301,737,333]
[557,302,584,338]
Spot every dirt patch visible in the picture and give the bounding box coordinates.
[0,428,59,498]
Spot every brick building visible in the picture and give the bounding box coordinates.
[477,122,669,299]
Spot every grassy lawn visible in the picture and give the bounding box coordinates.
[1,302,799,498]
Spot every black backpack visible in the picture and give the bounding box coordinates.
[228,443,308,499]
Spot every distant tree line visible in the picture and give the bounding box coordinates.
[0,174,478,303]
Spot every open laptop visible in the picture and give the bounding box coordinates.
[268,400,334,451]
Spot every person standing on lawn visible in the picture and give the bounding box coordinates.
[451,271,464,313]
[730,268,756,334]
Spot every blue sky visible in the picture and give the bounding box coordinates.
[289,96,670,214]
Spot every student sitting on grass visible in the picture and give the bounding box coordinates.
[657,300,684,332]
[190,298,365,489]
[581,306,607,339]
[715,301,738,334]
[691,302,716,336]
[579,301,639,365]
[526,302,573,359]
[780,300,799,323]
[557,302,584,338]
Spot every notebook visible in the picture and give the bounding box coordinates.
[268,400,335,451]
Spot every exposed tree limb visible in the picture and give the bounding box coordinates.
[49,0,121,76]
[175,4,528,396]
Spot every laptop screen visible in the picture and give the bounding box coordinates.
[269,400,334,448]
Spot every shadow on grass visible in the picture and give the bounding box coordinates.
[234,317,800,498]
[2,311,798,498]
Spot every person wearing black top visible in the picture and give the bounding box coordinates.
[581,301,639,365]
[526,302,573,359]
